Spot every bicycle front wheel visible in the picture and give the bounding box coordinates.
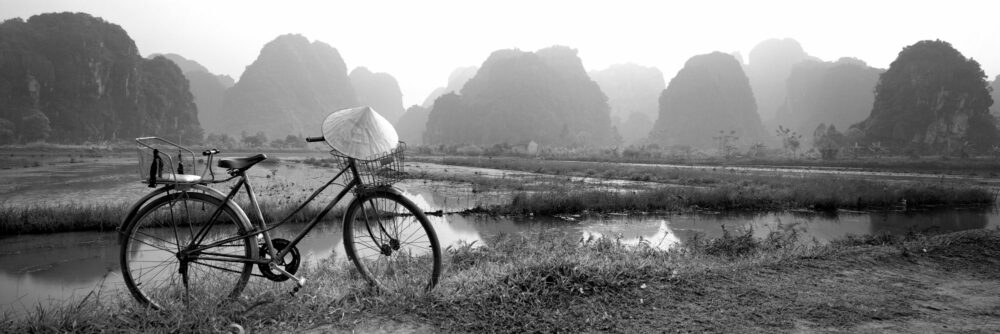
[120,191,256,309]
[343,190,442,294]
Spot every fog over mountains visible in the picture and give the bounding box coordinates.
[1,11,997,154]
[350,67,404,125]
[394,67,478,145]
[745,38,820,125]
[776,58,882,142]
[153,53,233,136]
[421,66,478,109]
[590,64,665,146]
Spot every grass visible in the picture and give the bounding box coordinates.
[6,227,1000,332]
[0,202,130,235]
[0,197,348,236]
[428,151,1000,175]
[6,170,991,235]
[410,156,997,215]
[486,176,994,215]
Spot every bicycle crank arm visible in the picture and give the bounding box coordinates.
[269,263,307,287]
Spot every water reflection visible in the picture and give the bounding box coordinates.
[869,210,991,236]
[0,232,123,315]
[581,220,682,250]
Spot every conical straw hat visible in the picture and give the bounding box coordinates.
[321,106,399,159]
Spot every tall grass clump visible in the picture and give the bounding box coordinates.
[491,176,994,216]
[685,226,799,257]
[0,202,130,235]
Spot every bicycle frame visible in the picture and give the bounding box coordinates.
[168,156,367,267]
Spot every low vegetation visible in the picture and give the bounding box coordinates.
[3,155,995,235]
[494,177,994,215]
[0,199,346,235]
[412,156,996,215]
[6,228,1000,332]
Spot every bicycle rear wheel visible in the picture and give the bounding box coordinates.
[343,190,442,294]
[120,191,256,309]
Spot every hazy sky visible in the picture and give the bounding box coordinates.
[4,0,999,106]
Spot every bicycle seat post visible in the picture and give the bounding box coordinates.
[240,172,271,239]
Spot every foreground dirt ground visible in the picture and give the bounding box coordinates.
[305,231,1000,333]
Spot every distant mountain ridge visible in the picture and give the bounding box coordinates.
[350,67,404,125]
[745,38,819,124]
[0,12,200,144]
[422,66,478,109]
[153,53,234,134]
[650,52,765,149]
[775,58,883,143]
[424,46,616,146]
[216,34,357,139]
[590,63,665,145]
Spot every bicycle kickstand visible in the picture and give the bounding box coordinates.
[268,263,308,295]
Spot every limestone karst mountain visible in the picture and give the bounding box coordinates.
[394,66,478,145]
[775,58,883,145]
[396,104,430,145]
[745,38,818,124]
[0,12,200,144]
[424,46,616,147]
[421,66,478,109]
[217,34,356,139]
[349,67,404,125]
[650,52,766,149]
[589,63,665,145]
[853,40,997,153]
[154,53,234,134]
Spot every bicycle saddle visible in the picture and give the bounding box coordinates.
[218,154,267,170]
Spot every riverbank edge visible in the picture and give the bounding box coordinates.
[5,228,1000,333]
[1,195,994,236]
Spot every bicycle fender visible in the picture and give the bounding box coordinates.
[381,186,405,196]
[118,186,175,245]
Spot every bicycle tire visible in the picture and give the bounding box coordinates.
[120,191,256,309]
[343,190,442,294]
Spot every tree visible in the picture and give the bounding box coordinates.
[283,134,306,148]
[0,118,14,144]
[776,125,801,157]
[241,131,267,147]
[713,130,739,159]
[21,111,51,142]
[747,142,767,157]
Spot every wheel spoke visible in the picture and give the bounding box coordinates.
[344,192,440,294]
[121,192,253,309]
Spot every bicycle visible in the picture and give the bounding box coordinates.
[118,135,441,309]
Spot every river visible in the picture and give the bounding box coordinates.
[1,155,997,316]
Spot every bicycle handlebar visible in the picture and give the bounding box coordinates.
[305,136,325,143]
[202,149,220,156]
